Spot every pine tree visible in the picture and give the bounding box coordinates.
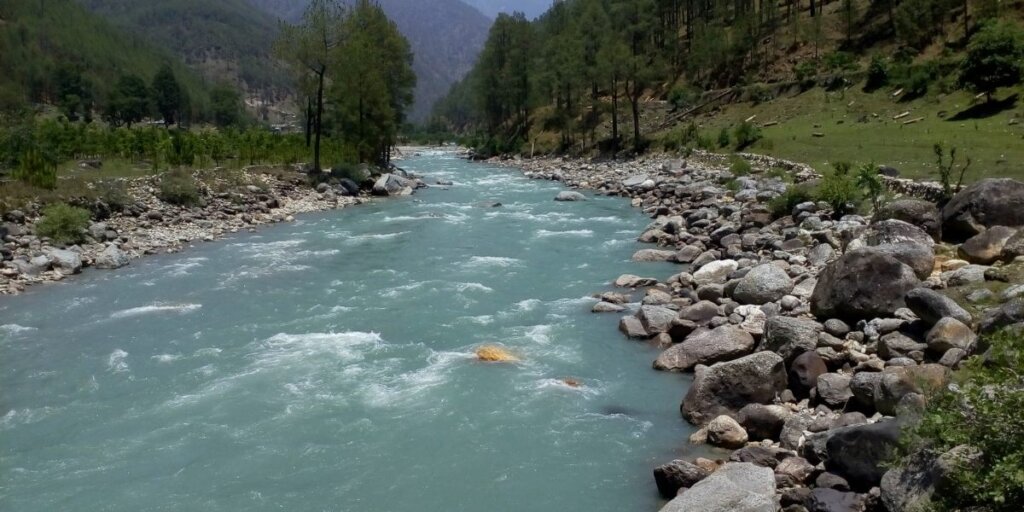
[151,63,182,126]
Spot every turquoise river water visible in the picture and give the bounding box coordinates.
[0,150,694,511]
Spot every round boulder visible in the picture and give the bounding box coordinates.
[810,248,921,322]
[732,263,794,305]
[941,178,1024,242]
[654,325,755,372]
[874,199,942,242]
[682,351,788,425]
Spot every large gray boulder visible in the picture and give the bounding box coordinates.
[638,305,678,335]
[905,287,972,326]
[880,445,982,512]
[732,264,794,304]
[693,259,739,286]
[46,249,82,274]
[371,174,412,196]
[941,178,1024,242]
[980,298,1024,334]
[863,219,935,248]
[810,248,921,322]
[654,325,755,371]
[959,226,1017,264]
[94,245,130,269]
[759,316,823,364]
[659,462,776,512]
[554,190,586,202]
[632,249,676,262]
[874,199,942,241]
[815,420,901,491]
[682,351,788,425]
[869,242,935,280]
[654,460,711,499]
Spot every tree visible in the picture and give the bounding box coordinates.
[151,63,183,125]
[210,85,242,127]
[959,20,1024,102]
[104,74,149,128]
[54,65,93,122]
[613,0,662,153]
[275,0,346,171]
[597,37,629,152]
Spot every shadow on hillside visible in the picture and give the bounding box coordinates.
[948,94,1018,121]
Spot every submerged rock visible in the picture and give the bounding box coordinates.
[474,345,519,362]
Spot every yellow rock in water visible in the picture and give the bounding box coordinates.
[475,345,519,362]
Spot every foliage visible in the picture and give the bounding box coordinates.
[158,169,201,206]
[959,20,1024,101]
[768,183,815,219]
[35,203,91,244]
[668,86,698,111]
[855,163,885,211]
[11,149,57,190]
[865,55,890,91]
[934,143,972,200]
[210,85,243,127]
[729,155,752,176]
[817,162,861,216]
[733,121,763,151]
[894,0,946,50]
[794,61,818,89]
[824,51,857,73]
[104,74,151,128]
[717,127,731,148]
[661,122,710,152]
[900,329,1024,510]
[151,63,185,126]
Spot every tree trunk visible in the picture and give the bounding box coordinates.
[314,71,324,172]
[611,76,619,152]
[628,80,641,153]
[305,97,313,148]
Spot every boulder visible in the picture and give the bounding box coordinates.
[959,226,1017,264]
[682,351,788,425]
[659,462,776,512]
[760,316,823,364]
[1000,229,1024,260]
[870,242,935,280]
[926,317,976,354]
[707,415,749,449]
[775,456,816,486]
[941,178,1024,242]
[863,219,935,248]
[905,288,972,326]
[816,373,854,407]
[371,173,411,196]
[810,248,920,322]
[880,445,982,512]
[807,488,865,512]
[654,460,711,499]
[732,264,794,305]
[632,249,676,262]
[738,403,793,441]
[46,249,82,274]
[943,264,988,287]
[554,191,586,202]
[654,325,755,372]
[821,420,901,490]
[878,331,927,360]
[619,316,649,339]
[592,301,626,313]
[849,371,882,409]
[693,259,739,286]
[614,274,658,288]
[980,298,1024,334]
[638,306,678,335]
[790,351,828,395]
[93,245,130,269]
[874,199,942,242]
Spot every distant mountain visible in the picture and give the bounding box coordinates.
[75,0,290,98]
[247,0,491,122]
[461,0,552,19]
[0,0,213,113]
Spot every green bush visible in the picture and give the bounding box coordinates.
[900,329,1024,510]
[668,86,699,111]
[36,203,90,244]
[855,163,885,211]
[11,149,57,190]
[661,122,701,152]
[959,20,1024,101]
[729,155,752,176]
[768,183,816,219]
[866,55,890,91]
[817,162,862,216]
[824,51,857,72]
[717,127,731,148]
[158,169,201,206]
[96,180,131,212]
[733,122,763,151]
[794,61,818,89]
[330,163,370,183]
[765,166,792,182]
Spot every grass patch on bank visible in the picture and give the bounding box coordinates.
[681,85,1024,182]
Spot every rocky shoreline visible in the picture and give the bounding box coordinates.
[0,160,429,295]
[492,150,1024,512]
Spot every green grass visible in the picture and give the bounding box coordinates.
[682,85,1024,182]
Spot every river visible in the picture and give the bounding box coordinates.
[0,150,694,511]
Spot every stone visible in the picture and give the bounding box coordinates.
[659,462,776,512]
[653,460,711,499]
[816,373,854,407]
[869,242,935,280]
[823,319,850,337]
[880,445,982,512]
[654,325,756,372]
[943,264,988,287]
[93,245,130,269]
[863,219,935,248]
[926,317,976,353]
[592,301,626,313]
[878,331,927,360]
[1001,229,1024,260]
[980,298,1024,334]
[959,226,1017,264]
[638,305,678,335]
[790,351,828,395]
[738,403,793,441]
[614,274,657,288]
[371,173,411,196]
[679,300,720,324]
[760,316,823,364]
[811,248,921,322]
[941,178,1024,242]
[632,249,676,262]
[618,316,649,338]
[775,456,816,486]
[707,415,749,449]
[822,420,901,490]
[693,259,739,286]
[849,371,882,409]
[730,445,792,468]
[807,488,865,512]
[554,191,586,201]
[682,351,788,425]
[874,199,942,242]
[733,264,795,305]
[905,288,973,326]
[45,249,82,274]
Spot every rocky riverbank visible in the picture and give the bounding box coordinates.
[493,150,1024,512]
[0,164,428,295]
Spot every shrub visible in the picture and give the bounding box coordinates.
[899,329,1024,510]
[36,203,90,244]
[717,127,731,148]
[766,166,792,182]
[824,51,857,72]
[668,86,699,111]
[817,162,861,216]
[934,143,972,200]
[158,169,201,206]
[855,163,885,211]
[959,20,1024,102]
[865,55,890,91]
[733,122,763,150]
[11,149,57,190]
[768,183,816,219]
[662,122,701,152]
[794,61,818,89]
[729,155,752,176]
[96,180,130,212]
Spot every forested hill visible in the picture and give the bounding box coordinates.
[248,0,491,121]
[0,0,213,116]
[461,0,554,19]
[76,0,289,100]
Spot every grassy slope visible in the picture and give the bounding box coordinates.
[679,84,1024,181]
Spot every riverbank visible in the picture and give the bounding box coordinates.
[493,150,1024,510]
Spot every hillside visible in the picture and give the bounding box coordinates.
[75,0,289,99]
[462,0,553,19]
[247,0,491,121]
[0,0,212,115]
